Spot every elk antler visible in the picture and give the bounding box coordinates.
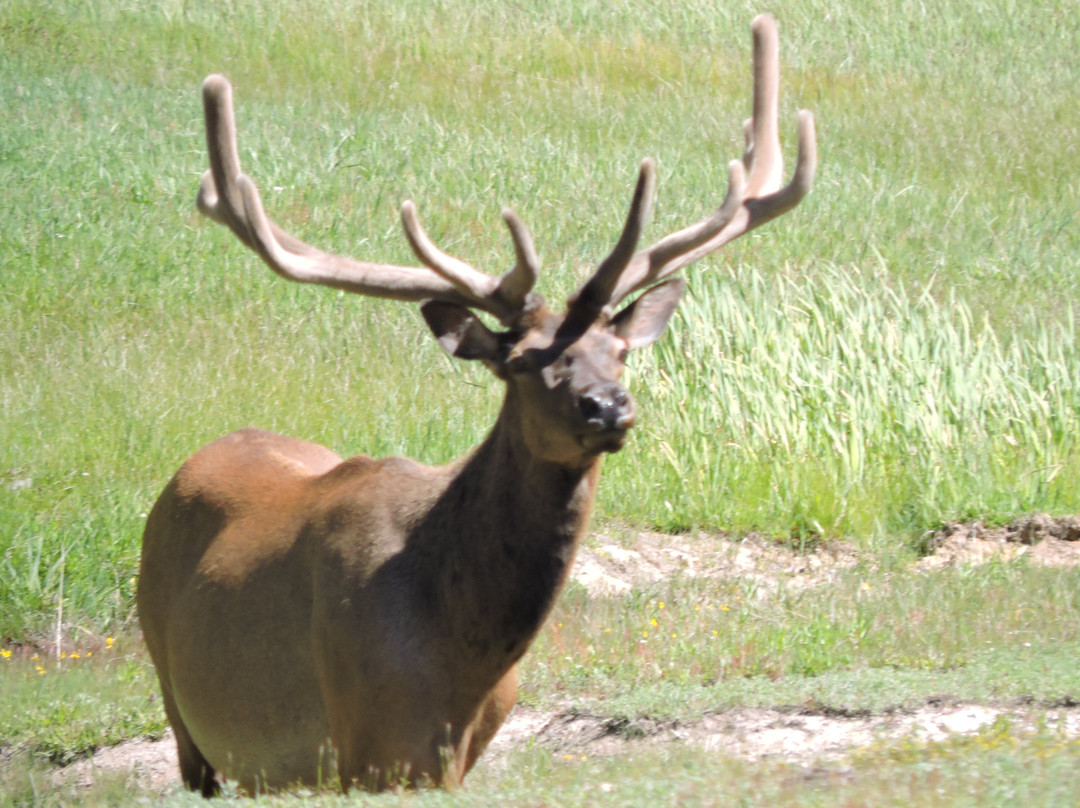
[196,74,540,324]
[572,14,817,314]
[198,14,814,329]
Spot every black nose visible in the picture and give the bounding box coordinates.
[579,384,634,430]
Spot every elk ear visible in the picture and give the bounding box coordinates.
[421,300,502,361]
[610,278,685,349]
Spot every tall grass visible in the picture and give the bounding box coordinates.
[1,0,1078,635]
[607,264,1080,535]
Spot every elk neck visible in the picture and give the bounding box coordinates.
[406,387,603,676]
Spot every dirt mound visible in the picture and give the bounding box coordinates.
[571,514,1080,597]
[54,734,178,793]
[918,514,1080,570]
[515,702,1080,762]
[571,531,859,597]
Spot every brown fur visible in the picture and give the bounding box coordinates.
[138,295,681,794]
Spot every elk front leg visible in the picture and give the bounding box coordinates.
[460,666,519,775]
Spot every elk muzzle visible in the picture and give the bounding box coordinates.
[578,382,635,453]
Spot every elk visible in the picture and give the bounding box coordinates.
[137,14,815,796]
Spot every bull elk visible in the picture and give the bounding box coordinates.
[137,14,815,795]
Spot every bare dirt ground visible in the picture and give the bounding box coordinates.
[57,701,1080,793]
[572,513,1080,597]
[55,514,1080,794]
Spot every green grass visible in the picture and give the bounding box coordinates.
[522,559,1080,716]
[2,0,1077,636]
[10,731,1080,808]
[5,702,1080,807]
[2,0,1080,802]
[609,266,1080,534]
[0,640,165,766]
[4,562,1079,805]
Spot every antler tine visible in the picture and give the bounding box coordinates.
[747,108,816,222]
[568,158,656,321]
[604,14,817,306]
[400,202,541,323]
[744,13,783,197]
[196,75,250,244]
[625,158,748,282]
[197,75,314,257]
[400,200,497,298]
[497,208,541,311]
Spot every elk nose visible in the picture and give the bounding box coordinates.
[580,384,635,430]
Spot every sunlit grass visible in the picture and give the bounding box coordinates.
[606,264,1080,535]
[1,0,1078,687]
[520,561,1080,716]
[0,637,165,765]
[3,2,1080,804]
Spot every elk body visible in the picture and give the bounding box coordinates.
[137,15,816,796]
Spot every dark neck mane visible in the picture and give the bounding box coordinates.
[406,400,602,680]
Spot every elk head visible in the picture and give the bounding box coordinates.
[195,14,815,472]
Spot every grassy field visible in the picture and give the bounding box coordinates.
[2,0,1079,804]
[4,557,1080,806]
